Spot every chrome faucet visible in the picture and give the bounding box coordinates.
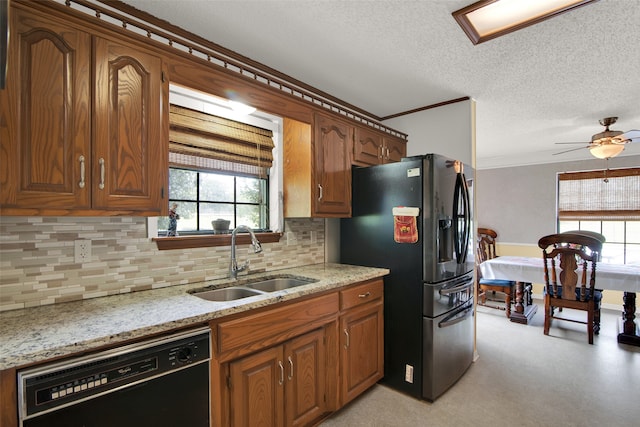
[230,225,262,279]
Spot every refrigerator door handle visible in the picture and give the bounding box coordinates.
[438,303,474,328]
[453,172,470,263]
[439,282,472,296]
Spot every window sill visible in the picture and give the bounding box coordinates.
[152,232,283,250]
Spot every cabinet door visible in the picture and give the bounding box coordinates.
[353,126,383,166]
[285,329,326,427]
[383,136,406,163]
[0,9,91,210]
[93,37,167,213]
[313,113,352,217]
[340,301,384,405]
[229,346,285,427]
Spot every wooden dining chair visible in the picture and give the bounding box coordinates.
[476,227,515,317]
[538,233,603,344]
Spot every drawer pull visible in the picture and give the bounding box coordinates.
[358,292,371,298]
[278,360,284,385]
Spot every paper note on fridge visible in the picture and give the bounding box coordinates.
[392,207,419,216]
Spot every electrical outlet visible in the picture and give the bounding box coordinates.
[405,364,414,383]
[309,230,317,244]
[74,240,91,264]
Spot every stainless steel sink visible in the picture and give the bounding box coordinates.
[189,275,317,302]
[244,277,316,292]
[192,287,264,302]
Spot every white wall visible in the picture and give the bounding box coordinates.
[383,99,475,166]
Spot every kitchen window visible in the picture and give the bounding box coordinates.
[151,85,283,249]
[557,167,640,264]
[158,167,269,235]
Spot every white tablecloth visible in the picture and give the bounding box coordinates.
[479,256,640,293]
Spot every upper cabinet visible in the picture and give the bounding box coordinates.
[382,135,407,163]
[313,112,352,217]
[283,113,352,218]
[353,126,406,166]
[92,37,167,213]
[0,8,168,216]
[284,113,407,218]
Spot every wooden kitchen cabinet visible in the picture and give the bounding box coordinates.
[92,37,167,213]
[339,279,384,405]
[313,112,352,216]
[383,135,407,163]
[0,7,168,216]
[283,113,351,218]
[353,126,406,166]
[228,328,326,427]
[210,278,385,426]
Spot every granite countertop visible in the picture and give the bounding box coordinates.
[0,263,388,371]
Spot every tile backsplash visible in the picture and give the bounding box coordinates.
[0,217,325,312]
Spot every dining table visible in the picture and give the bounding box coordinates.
[479,256,640,345]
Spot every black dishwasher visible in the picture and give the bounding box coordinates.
[18,327,210,427]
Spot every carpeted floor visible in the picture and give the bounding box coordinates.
[320,303,640,427]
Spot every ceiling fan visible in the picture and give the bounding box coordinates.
[554,117,640,159]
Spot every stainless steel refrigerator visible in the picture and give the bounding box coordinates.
[340,153,474,401]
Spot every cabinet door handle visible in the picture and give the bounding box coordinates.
[344,328,350,349]
[386,147,390,159]
[358,291,371,299]
[78,155,86,189]
[98,158,105,190]
[287,356,293,381]
[379,145,383,159]
[317,184,323,201]
[278,360,284,385]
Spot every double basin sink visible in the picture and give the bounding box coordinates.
[189,275,317,302]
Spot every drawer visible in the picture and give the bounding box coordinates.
[340,279,383,311]
[215,292,339,355]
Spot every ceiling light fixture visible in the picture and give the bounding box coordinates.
[589,143,625,159]
[452,0,598,45]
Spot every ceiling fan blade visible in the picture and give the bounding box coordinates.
[619,129,640,142]
[553,146,588,155]
[555,142,589,145]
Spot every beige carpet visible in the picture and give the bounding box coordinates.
[321,303,640,427]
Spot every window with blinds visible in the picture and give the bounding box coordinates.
[557,167,640,220]
[159,105,275,235]
[168,104,275,177]
[557,167,640,264]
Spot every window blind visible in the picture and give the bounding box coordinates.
[557,167,640,220]
[169,105,274,176]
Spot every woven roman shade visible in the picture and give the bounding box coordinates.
[558,167,640,220]
[169,105,274,175]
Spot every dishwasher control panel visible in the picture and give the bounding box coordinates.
[18,328,210,419]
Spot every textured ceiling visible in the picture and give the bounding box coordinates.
[122,0,640,169]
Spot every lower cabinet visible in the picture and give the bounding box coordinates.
[211,278,384,427]
[339,280,385,406]
[340,301,384,405]
[229,329,326,427]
